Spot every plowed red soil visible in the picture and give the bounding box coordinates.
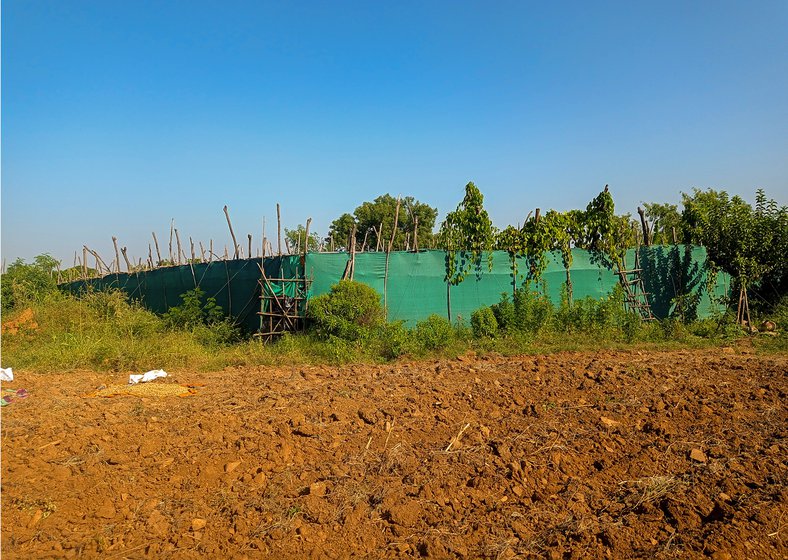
[2,349,786,559]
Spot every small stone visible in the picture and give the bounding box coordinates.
[225,461,241,473]
[309,481,327,497]
[27,509,43,528]
[689,448,707,463]
[97,501,116,519]
[718,492,731,502]
[191,518,207,531]
[711,552,732,560]
[600,416,620,428]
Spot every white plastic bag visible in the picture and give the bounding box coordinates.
[128,369,167,385]
[0,368,13,382]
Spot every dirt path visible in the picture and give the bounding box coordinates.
[2,349,786,559]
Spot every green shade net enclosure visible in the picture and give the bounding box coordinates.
[61,247,728,332]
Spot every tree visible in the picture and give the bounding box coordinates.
[285,225,321,253]
[440,182,497,285]
[643,202,684,245]
[1,254,60,312]
[682,188,788,321]
[327,195,438,251]
[326,213,356,250]
[577,186,634,270]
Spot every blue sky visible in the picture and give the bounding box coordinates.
[3,0,787,265]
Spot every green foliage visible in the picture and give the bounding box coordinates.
[682,188,788,311]
[1,254,60,312]
[471,307,498,338]
[682,188,786,283]
[440,182,497,284]
[327,194,438,251]
[414,314,455,350]
[643,202,684,244]
[308,280,385,341]
[285,225,321,253]
[162,288,238,346]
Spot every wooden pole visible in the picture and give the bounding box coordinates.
[190,237,196,263]
[82,247,88,279]
[175,228,184,264]
[248,234,253,260]
[84,246,110,275]
[637,207,651,246]
[276,203,282,256]
[388,197,401,253]
[112,237,121,273]
[361,228,370,252]
[349,224,357,280]
[413,216,419,252]
[304,218,312,255]
[121,247,132,272]
[169,219,175,263]
[152,232,162,265]
[199,242,206,262]
[672,227,678,244]
[209,240,214,262]
[223,205,239,259]
[330,235,334,252]
[376,222,383,252]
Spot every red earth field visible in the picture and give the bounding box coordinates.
[2,347,786,559]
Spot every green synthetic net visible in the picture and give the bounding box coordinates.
[306,246,728,325]
[60,256,303,333]
[60,246,728,332]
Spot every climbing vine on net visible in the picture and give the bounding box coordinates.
[440,182,497,285]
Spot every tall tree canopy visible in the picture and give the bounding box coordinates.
[327,194,437,251]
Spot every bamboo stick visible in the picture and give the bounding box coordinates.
[223,205,239,258]
[112,237,121,273]
[121,247,132,272]
[304,218,312,255]
[175,228,184,264]
[413,216,419,252]
[388,197,401,252]
[190,237,196,262]
[277,203,282,256]
[169,219,174,263]
[152,232,162,264]
[248,234,252,259]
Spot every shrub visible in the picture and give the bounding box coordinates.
[512,289,553,334]
[471,307,498,338]
[491,293,515,331]
[1,255,59,312]
[375,321,412,360]
[414,314,455,350]
[163,288,238,346]
[308,280,384,341]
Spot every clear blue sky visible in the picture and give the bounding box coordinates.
[3,0,787,266]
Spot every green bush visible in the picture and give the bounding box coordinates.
[1,255,59,312]
[163,288,238,346]
[491,293,515,330]
[375,321,412,360]
[414,314,455,350]
[471,307,498,338]
[307,280,385,341]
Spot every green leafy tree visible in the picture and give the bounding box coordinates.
[682,188,788,319]
[326,213,356,250]
[577,186,634,270]
[1,254,60,312]
[285,225,321,253]
[643,202,684,245]
[440,182,497,284]
[327,195,438,251]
